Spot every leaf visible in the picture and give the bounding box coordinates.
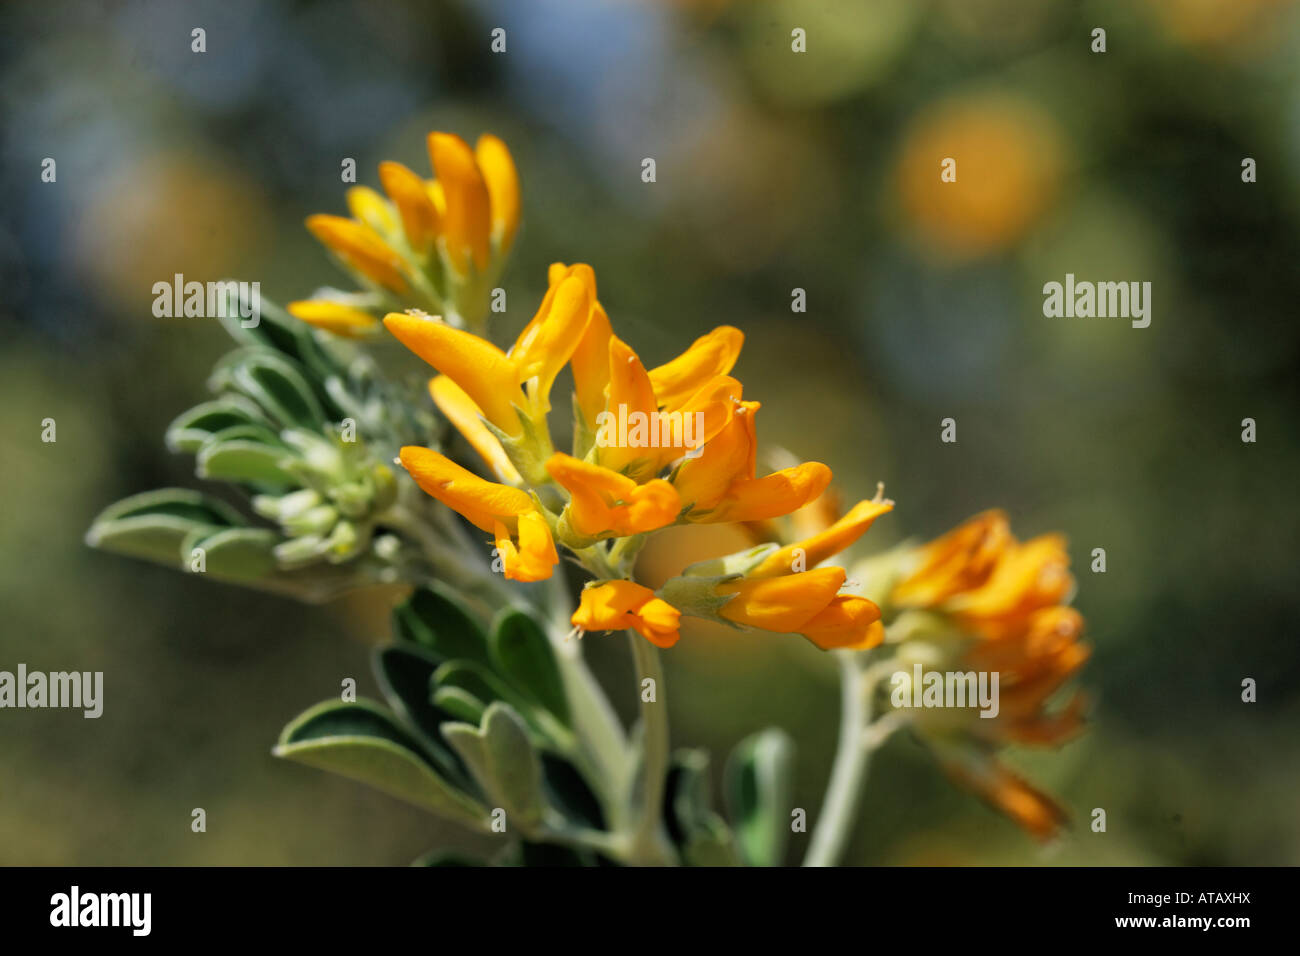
[182,526,281,580]
[274,699,486,828]
[489,609,570,725]
[195,427,298,488]
[217,293,344,390]
[431,686,487,725]
[443,702,547,834]
[725,728,795,867]
[209,348,325,430]
[662,749,714,848]
[165,396,271,454]
[540,753,605,832]
[86,488,245,566]
[391,584,491,666]
[372,646,475,790]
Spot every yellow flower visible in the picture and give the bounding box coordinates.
[305,214,411,294]
[285,298,383,338]
[384,263,598,446]
[572,580,682,648]
[546,453,680,540]
[398,446,556,582]
[885,510,1088,841]
[428,375,523,486]
[890,508,1010,608]
[297,130,521,336]
[717,567,882,651]
[673,399,832,523]
[892,511,1073,641]
[749,497,895,579]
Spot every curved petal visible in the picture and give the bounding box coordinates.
[306,214,409,293]
[751,498,894,578]
[399,446,532,533]
[427,132,491,274]
[648,326,744,410]
[287,300,380,338]
[378,160,441,252]
[475,133,521,250]
[718,566,846,633]
[428,375,523,485]
[384,313,524,435]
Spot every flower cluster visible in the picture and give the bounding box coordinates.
[292,132,520,335]
[858,509,1090,839]
[380,259,894,651]
[86,127,1090,859]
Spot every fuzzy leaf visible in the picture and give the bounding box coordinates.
[490,609,570,725]
[725,728,795,867]
[274,699,486,828]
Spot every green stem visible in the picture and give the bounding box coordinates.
[627,631,675,865]
[804,652,875,867]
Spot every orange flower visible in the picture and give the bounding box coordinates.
[305,214,410,294]
[384,263,598,438]
[398,447,556,582]
[546,453,680,540]
[285,299,382,337]
[885,510,1088,841]
[572,580,681,648]
[673,400,831,523]
[427,131,521,275]
[716,567,883,651]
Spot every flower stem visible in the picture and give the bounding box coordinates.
[804,651,874,867]
[627,631,675,865]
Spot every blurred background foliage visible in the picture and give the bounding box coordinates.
[2,0,1298,865]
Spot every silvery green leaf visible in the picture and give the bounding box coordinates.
[165,396,271,454]
[209,348,325,430]
[489,610,571,726]
[195,427,297,488]
[85,488,245,566]
[274,699,486,828]
[725,728,795,867]
[443,703,547,835]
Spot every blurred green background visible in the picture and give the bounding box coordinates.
[2,0,1298,865]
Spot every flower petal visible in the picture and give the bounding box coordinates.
[384,313,525,435]
[306,214,409,293]
[427,132,491,274]
[475,133,521,251]
[751,498,894,578]
[718,566,846,633]
[648,326,744,410]
[799,597,884,651]
[378,160,441,252]
[399,446,532,532]
[428,375,523,485]
[287,300,379,337]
